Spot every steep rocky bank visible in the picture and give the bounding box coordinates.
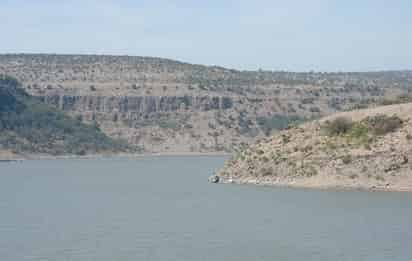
[1,54,412,153]
[214,103,412,191]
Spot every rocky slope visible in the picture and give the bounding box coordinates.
[213,103,412,191]
[1,54,412,153]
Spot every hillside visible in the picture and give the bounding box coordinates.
[1,54,412,153]
[213,103,412,191]
[0,75,133,158]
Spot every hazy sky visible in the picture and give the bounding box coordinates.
[1,0,411,71]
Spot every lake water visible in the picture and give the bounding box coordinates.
[1,156,412,261]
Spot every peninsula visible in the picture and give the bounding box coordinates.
[213,103,412,191]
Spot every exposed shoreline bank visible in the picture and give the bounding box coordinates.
[213,176,412,192]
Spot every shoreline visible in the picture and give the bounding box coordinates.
[213,176,412,192]
[0,151,231,161]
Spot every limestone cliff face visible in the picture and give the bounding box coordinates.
[1,54,412,153]
[36,93,251,153]
[40,94,234,114]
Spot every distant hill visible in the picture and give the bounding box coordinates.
[213,103,412,191]
[0,75,133,157]
[1,54,412,153]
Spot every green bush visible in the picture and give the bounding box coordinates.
[257,115,305,136]
[158,119,180,130]
[342,155,352,164]
[323,114,402,145]
[323,117,354,136]
[347,123,369,139]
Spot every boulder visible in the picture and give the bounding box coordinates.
[208,175,220,183]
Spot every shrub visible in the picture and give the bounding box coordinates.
[375,175,385,181]
[302,98,314,104]
[262,167,274,176]
[364,115,403,135]
[256,149,265,155]
[281,134,291,144]
[342,155,352,164]
[304,165,318,177]
[347,123,368,139]
[158,119,180,130]
[364,143,372,150]
[257,115,305,136]
[346,122,371,145]
[309,106,321,113]
[323,117,354,136]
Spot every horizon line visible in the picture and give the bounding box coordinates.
[1,52,412,74]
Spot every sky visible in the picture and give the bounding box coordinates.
[0,0,411,72]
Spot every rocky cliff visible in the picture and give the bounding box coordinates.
[1,54,412,153]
